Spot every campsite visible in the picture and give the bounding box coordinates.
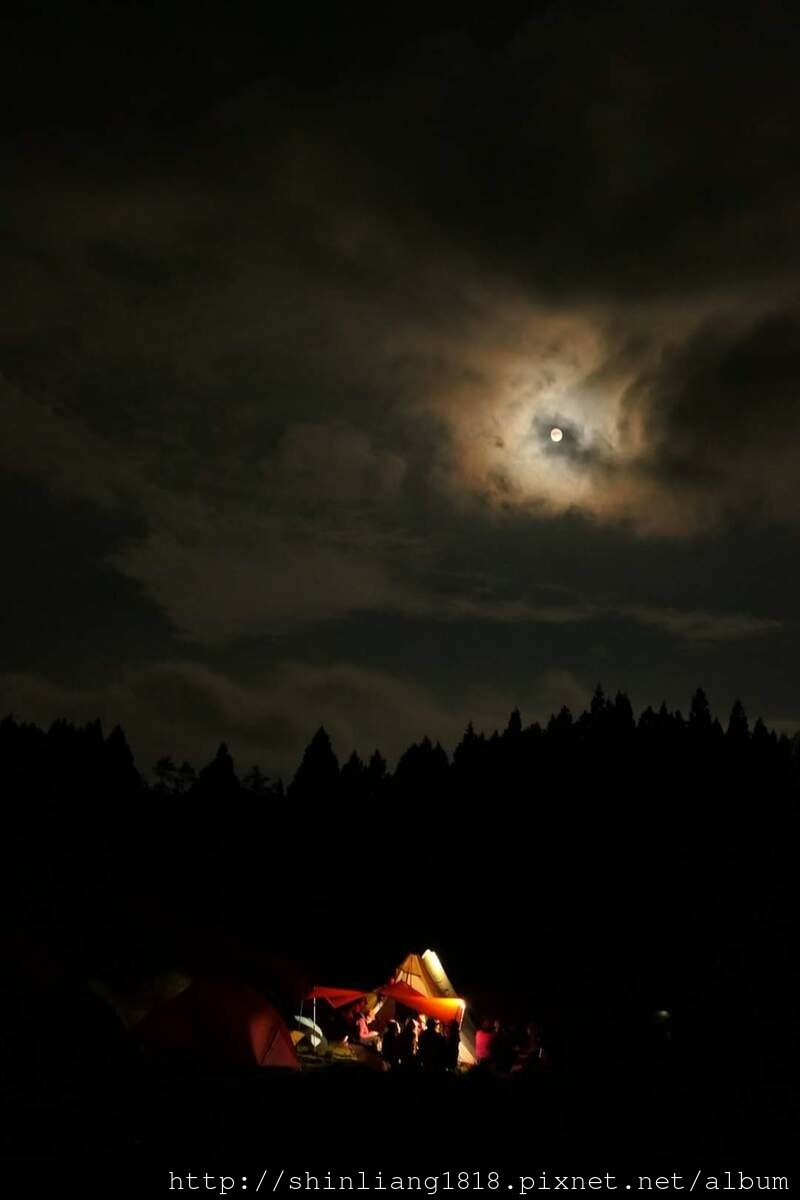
[2,920,797,1165]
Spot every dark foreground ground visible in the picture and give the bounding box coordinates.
[2,1049,798,1165]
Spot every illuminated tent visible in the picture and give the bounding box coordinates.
[395,950,476,1066]
[304,948,476,1066]
[135,978,300,1070]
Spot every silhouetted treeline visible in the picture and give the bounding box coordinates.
[1,687,798,1064]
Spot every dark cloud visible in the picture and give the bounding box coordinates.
[256,4,800,301]
[627,307,800,526]
[647,311,800,454]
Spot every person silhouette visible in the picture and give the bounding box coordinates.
[381,1019,402,1069]
[445,1019,461,1070]
[418,1016,447,1071]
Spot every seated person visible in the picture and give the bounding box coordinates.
[349,998,384,1047]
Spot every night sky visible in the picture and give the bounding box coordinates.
[3,1,800,777]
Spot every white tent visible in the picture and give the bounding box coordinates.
[395,949,477,1066]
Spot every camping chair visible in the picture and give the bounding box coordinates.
[292,1013,328,1057]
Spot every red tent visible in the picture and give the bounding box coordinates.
[136,978,300,1070]
[305,986,369,1008]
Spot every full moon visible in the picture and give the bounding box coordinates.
[550,427,563,442]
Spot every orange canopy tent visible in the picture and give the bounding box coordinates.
[380,979,464,1023]
[307,980,464,1024]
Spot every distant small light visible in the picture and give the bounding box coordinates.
[550,427,563,443]
[655,1009,671,1020]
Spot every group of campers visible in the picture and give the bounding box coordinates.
[475,1018,548,1075]
[347,1002,461,1072]
[345,999,547,1075]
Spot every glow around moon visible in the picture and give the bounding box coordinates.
[427,305,667,528]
